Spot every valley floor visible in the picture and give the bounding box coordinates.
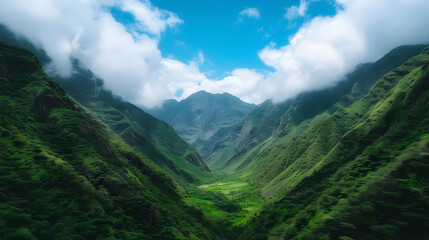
[185,171,267,239]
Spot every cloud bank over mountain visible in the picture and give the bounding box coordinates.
[0,0,428,108]
[253,0,429,104]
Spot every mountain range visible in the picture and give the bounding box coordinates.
[0,32,428,240]
[149,45,427,172]
[214,45,428,171]
[144,44,429,239]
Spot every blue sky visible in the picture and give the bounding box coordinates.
[1,0,428,108]
[150,0,337,79]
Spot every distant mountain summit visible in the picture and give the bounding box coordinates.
[145,90,256,159]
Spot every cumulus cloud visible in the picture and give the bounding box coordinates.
[285,0,309,21]
[211,0,429,105]
[216,0,428,105]
[184,68,267,104]
[254,0,429,104]
[196,0,429,105]
[0,0,428,108]
[0,0,196,108]
[198,51,205,64]
[120,0,182,36]
[239,7,260,19]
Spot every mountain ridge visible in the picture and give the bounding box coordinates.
[145,89,256,160]
[0,26,213,184]
[238,46,429,239]
[0,42,221,239]
[53,71,211,185]
[210,45,427,170]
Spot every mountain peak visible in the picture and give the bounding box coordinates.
[187,90,230,99]
[146,89,256,158]
[185,90,255,106]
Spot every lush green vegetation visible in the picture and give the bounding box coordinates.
[237,47,429,239]
[53,73,211,186]
[167,45,429,240]
[0,42,221,239]
[187,179,265,239]
[1,24,211,186]
[1,39,429,240]
[71,93,211,186]
[211,45,427,171]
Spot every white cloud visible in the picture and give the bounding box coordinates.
[220,0,429,105]
[198,51,205,64]
[120,0,183,36]
[255,0,429,104]
[137,59,206,107]
[0,0,194,108]
[264,32,271,39]
[182,68,267,104]
[285,0,309,21]
[0,0,428,109]
[175,40,186,47]
[207,0,429,105]
[239,8,260,19]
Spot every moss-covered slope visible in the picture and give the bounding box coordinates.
[0,42,220,239]
[0,24,211,186]
[239,47,429,239]
[214,45,426,171]
[68,92,210,185]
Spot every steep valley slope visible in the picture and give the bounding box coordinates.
[237,46,429,239]
[56,76,211,185]
[0,25,211,186]
[0,42,221,239]
[210,45,427,170]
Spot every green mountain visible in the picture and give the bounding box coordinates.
[145,90,255,159]
[0,25,210,185]
[56,77,210,185]
[210,45,427,170]
[236,47,429,239]
[1,27,429,240]
[0,42,220,239]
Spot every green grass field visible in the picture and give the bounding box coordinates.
[187,177,266,239]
